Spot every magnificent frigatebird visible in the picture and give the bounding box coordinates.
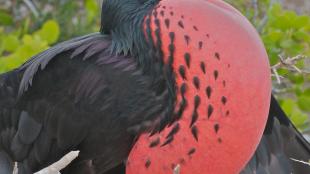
[0,0,309,174]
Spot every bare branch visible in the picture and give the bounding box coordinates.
[272,55,308,72]
[272,67,282,84]
[271,54,309,84]
[291,158,310,167]
[13,163,18,174]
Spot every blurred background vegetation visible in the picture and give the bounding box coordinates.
[0,0,309,132]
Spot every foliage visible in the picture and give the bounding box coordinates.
[44,0,100,40]
[0,20,59,73]
[263,4,310,64]
[0,9,13,26]
[0,0,99,72]
[0,0,309,130]
[265,4,310,130]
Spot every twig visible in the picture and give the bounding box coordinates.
[290,158,310,166]
[13,162,18,174]
[271,55,309,84]
[272,68,282,84]
[271,55,308,71]
[34,151,79,173]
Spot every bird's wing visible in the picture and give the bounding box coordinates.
[0,33,169,173]
[0,70,22,174]
[241,95,310,174]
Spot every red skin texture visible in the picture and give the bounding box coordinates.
[127,0,271,173]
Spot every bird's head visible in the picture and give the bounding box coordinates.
[100,0,159,34]
[99,0,163,69]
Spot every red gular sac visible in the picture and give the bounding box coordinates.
[127,0,271,174]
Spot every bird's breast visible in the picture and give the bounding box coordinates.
[128,0,271,173]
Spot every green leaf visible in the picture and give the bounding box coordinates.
[304,88,310,96]
[85,0,99,23]
[0,10,13,26]
[294,86,303,96]
[279,39,294,48]
[294,15,310,29]
[294,30,310,42]
[3,35,20,52]
[288,74,304,84]
[267,30,282,42]
[291,112,308,130]
[269,3,282,18]
[298,96,310,112]
[35,20,60,44]
[281,98,309,129]
[281,98,295,115]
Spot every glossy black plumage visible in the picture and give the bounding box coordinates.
[1,0,310,173]
[0,33,171,173]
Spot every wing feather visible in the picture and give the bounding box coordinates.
[0,33,170,173]
[242,96,310,174]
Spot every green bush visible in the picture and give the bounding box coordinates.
[0,0,99,73]
[0,20,59,73]
[262,3,310,130]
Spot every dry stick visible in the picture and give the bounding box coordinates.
[291,158,310,167]
[272,67,282,84]
[271,55,309,84]
[12,151,80,174]
[13,162,18,174]
[34,151,79,174]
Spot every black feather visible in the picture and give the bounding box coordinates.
[242,96,310,174]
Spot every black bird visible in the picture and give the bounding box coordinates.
[0,0,309,174]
